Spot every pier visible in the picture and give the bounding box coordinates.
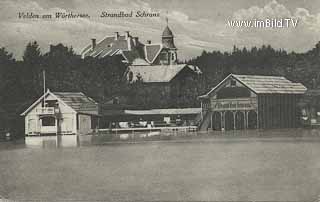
[98,126,198,134]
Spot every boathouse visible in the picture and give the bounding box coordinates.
[21,90,99,136]
[198,74,307,130]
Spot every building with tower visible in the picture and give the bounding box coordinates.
[80,21,201,84]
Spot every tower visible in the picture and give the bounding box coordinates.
[161,17,177,65]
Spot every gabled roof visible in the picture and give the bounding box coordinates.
[21,90,99,116]
[53,92,98,115]
[82,35,132,58]
[122,49,143,64]
[127,64,201,83]
[144,44,162,63]
[200,74,307,98]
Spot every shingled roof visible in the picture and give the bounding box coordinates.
[127,64,201,83]
[53,92,99,115]
[200,74,307,98]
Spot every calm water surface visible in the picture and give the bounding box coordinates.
[1,129,320,201]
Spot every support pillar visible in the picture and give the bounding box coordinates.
[221,111,225,131]
[246,111,249,129]
[256,110,259,129]
[210,112,213,130]
[55,118,58,135]
[233,111,236,130]
[243,111,246,130]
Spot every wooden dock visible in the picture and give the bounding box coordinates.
[98,126,198,134]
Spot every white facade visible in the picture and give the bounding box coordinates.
[21,91,98,136]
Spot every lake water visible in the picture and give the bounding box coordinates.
[1,129,320,201]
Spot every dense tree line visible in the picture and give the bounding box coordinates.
[1,41,320,136]
[188,43,320,94]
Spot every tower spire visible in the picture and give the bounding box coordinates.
[166,11,168,26]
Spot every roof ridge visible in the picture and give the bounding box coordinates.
[233,74,285,78]
[53,91,83,94]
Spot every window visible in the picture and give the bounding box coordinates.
[171,52,175,61]
[45,100,58,107]
[41,117,56,126]
[160,52,169,64]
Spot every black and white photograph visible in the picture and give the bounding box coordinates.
[1,0,320,201]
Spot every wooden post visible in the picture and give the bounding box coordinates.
[210,112,213,130]
[220,111,223,131]
[233,111,236,130]
[256,110,259,129]
[243,111,246,130]
[55,118,58,135]
[221,111,225,131]
[200,102,203,120]
[246,111,249,129]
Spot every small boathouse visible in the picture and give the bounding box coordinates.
[21,90,99,136]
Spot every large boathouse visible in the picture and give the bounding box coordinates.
[199,74,307,131]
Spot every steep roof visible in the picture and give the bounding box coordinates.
[144,44,162,63]
[127,64,201,83]
[81,35,133,58]
[21,91,99,116]
[200,74,307,98]
[162,26,174,37]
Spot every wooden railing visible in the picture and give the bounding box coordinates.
[36,107,55,115]
[211,98,257,111]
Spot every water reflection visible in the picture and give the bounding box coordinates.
[20,128,320,149]
[25,135,81,148]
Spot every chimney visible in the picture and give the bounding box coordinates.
[91,38,96,50]
[115,32,119,40]
[133,37,139,46]
[125,31,130,39]
[147,40,151,44]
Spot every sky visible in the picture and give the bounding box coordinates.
[1,0,320,60]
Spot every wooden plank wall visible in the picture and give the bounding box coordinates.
[258,94,301,129]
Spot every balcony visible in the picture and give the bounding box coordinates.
[211,98,257,111]
[36,107,55,115]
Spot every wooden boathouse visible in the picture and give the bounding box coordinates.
[21,90,100,136]
[198,74,307,130]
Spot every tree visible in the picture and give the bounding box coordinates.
[22,41,43,97]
